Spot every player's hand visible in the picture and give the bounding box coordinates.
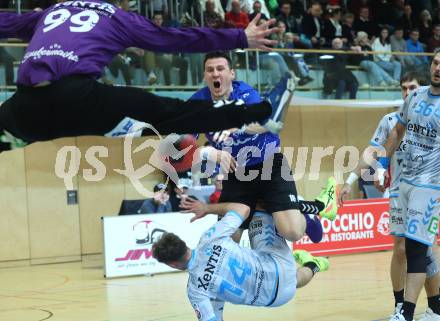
[212,128,239,144]
[180,198,208,222]
[338,183,351,207]
[213,150,237,173]
[245,14,278,51]
[374,169,389,192]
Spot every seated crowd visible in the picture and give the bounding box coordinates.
[118,175,224,215]
[0,0,439,95]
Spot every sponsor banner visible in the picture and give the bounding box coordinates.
[102,213,217,278]
[295,198,394,256]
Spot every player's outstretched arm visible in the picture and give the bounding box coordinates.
[244,14,279,50]
[180,198,249,223]
[122,11,277,54]
[0,11,43,40]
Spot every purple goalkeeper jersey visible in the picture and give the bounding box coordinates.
[0,1,248,86]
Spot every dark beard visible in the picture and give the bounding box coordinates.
[431,79,440,88]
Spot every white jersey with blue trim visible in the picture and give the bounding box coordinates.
[187,212,279,321]
[397,86,440,188]
[370,111,406,196]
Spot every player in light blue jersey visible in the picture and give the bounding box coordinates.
[339,72,440,319]
[152,201,328,321]
[189,51,337,246]
[380,50,440,321]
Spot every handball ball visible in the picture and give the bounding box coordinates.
[169,134,198,172]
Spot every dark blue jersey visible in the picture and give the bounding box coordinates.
[191,81,280,166]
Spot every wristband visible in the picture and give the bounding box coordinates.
[377,157,390,168]
[345,172,359,186]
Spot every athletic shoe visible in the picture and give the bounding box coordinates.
[316,177,338,221]
[293,250,329,272]
[305,214,323,243]
[261,71,296,134]
[0,130,27,149]
[419,308,440,321]
[389,313,411,321]
[390,303,403,320]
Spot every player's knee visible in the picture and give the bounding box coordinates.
[426,249,440,278]
[406,238,428,273]
[277,224,304,242]
[394,237,406,263]
[273,210,305,241]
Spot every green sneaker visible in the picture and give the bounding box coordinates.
[316,177,338,221]
[293,250,329,272]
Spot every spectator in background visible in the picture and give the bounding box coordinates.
[301,1,325,48]
[109,0,157,85]
[418,9,432,45]
[322,37,358,99]
[374,0,400,30]
[322,8,344,47]
[277,31,314,85]
[249,0,269,22]
[106,53,133,85]
[149,0,168,17]
[406,28,429,67]
[256,19,292,85]
[290,0,305,22]
[372,27,401,83]
[397,4,415,38]
[225,0,249,28]
[352,31,399,87]
[0,47,14,86]
[275,2,298,34]
[120,47,158,86]
[265,0,278,17]
[272,20,313,86]
[151,13,189,85]
[179,14,204,86]
[226,0,269,17]
[138,183,172,214]
[407,0,431,22]
[204,0,225,28]
[195,0,225,23]
[353,6,379,41]
[209,174,223,203]
[390,26,418,71]
[342,12,356,46]
[169,178,196,212]
[348,0,372,17]
[388,0,405,26]
[427,24,440,53]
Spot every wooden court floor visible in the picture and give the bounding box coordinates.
[0,251,431,321]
